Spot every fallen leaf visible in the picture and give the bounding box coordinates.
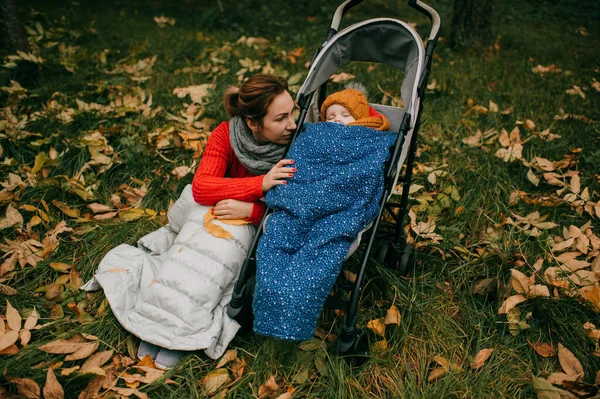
[532,376,561,399]
[547,372,579,385]
[384,305,401,325]
[52,200,80,218]
[6,300,22,331]
[258,375,279,399]
[0,204,23,230]
[366,318,386,336]
[330,72,355,83]
[498,294,526,314]
[274,387,295,399]
[428,368,448,382]
[61,366,80,376]
[511,269,531,294]
[43,368,64,399]
[215,349,238,369]
[201,369,231,397]
[49,262,73,273]
[532,342,556,358]
[558,343,584,378]
[470,348,494,369]
[0,331,19,351]
[7,377,40,399]
[80,350,114,373]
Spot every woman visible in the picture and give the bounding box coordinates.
[192,73,298,225]
[87,74,298,370]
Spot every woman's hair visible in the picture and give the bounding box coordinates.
[224,74,289,125]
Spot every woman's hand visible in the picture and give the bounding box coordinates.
[213,199,254,220]
[262,159,296,193]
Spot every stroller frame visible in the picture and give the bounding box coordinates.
[228,0,441,362]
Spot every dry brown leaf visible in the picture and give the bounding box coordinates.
[6,299,22,331]
[547,372,579,385]
[274,387,295,399]
[511,269,531,294]
[77,375,106,399]
[470,348,494,370]
[371,338,388,352]
[498,294,526,314]
[201,369,231,397]
[65,340,99,361]
[330,72,355,83]
[215,349,238,369]
[258,375,279,399]
[24,309,39,330]
[428,368,448,382]
[528,285,551,298]
[52,200,80,218]
[61,366,80,376]
[87,203,114,214]
[94,211,118,220]
[366,318,386,336]
[384,305,401,325]
[80,350,114,373]
[0,330,19,351]
[0,344,19,355]
[533,342,556,357]
[109,387,149,399]
[558,343,584,378]
[20,329,32,347]
[44,367,64,399]
[7,377,40,399]
[231,357,246,380]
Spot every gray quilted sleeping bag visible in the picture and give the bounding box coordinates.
[81,185,255,359]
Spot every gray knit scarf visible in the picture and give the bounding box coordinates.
[229,115,286,175]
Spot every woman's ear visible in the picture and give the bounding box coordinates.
[246,117,260,133]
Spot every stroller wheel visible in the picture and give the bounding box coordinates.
[396,244,415,276]
[340,329,370,367]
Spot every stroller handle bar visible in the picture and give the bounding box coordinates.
[328,0,441,42]
[408,0,441,41]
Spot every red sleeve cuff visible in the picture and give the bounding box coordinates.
[247,201,267,226]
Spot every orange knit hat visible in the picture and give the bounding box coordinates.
[320,88,390,131]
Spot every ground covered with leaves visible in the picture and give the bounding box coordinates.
[1,0,599,397]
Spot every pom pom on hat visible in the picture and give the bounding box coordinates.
[320,88,390,131]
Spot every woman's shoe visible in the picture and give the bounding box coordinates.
[155,348,187,370]
[137,341,161,361]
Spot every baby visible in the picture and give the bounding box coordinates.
[320,88,390,131]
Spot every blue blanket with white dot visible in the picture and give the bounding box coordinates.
[253,122,396,341]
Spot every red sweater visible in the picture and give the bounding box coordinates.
[191,121,266,226]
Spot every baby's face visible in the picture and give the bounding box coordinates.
[325,104,356,125]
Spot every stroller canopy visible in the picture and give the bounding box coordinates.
[298,18,425,114]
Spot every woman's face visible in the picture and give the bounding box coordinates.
[247,91,297,145]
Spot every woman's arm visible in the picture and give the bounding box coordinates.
[191,122,265,205]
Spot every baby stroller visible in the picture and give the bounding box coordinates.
[228,0,441,362]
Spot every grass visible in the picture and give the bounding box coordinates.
[1,0,600,397]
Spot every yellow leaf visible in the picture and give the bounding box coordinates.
[366,318,386,336]
[370,338,388,352]
[60,366,80,376]
[32,152,48,174]
[384,305,401,325]
[470,348,494,370]
[119,208,146,222]
[6,300,22,331]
